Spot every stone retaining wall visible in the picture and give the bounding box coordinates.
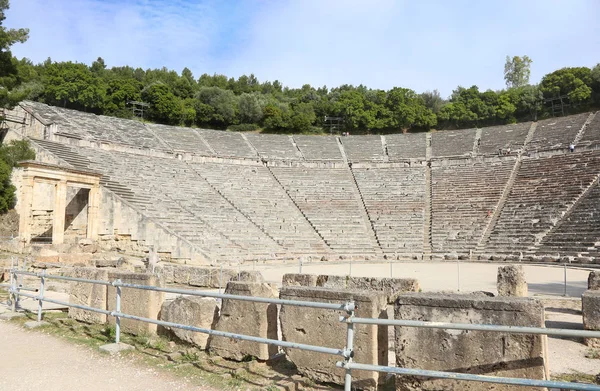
[394,293,548,391]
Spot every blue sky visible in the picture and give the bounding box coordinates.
[6,0,600,97]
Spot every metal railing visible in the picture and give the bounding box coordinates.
[2,269,600,391]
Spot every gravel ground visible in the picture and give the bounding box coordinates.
[0,321,215,391]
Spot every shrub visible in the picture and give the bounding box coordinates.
[227,123,260,132]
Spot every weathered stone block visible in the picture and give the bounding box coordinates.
[159,297,218,349]
[316,275,420,304]
[156,264,262,289]
[107,271,165,335]
[68,267,109,324]
[588,271,600,290]
[497,265,528,297]
[583,290,600,347]
[395,293,548,391]
[280,286,388,391]
[282,273,318,287]
[209,281,278,361]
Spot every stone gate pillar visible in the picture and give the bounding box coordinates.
[52,180,67,244]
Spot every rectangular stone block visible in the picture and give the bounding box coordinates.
[394,293,548,391]
[280,286,388,391]
[282,273,318,287]
[209,281,278,361]
[583,290,600,347]
[68,267,109,324]
[157,264,252,289]
[159,297,219,349]
[497,265,528,297]
[589,271,600,290]
[317,275,420,304]
[106,271,165,335]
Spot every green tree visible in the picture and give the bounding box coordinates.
[42,62,106,111]
[0,0,29,109]
[0,140,35,212]
[195,86,238,128]
[504,55,532,89]
[142,82,181,124]
[540,67,593,104]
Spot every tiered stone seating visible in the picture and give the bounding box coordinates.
[199,130,257,158]
[22,101,168,150]
[385,133,426,160]
[270,167,379,254]
[431,128,477,157]
[431,160,514,255]
[293,135,342,161]
[538,182,600,258]
[22,101,63,124]
[353,167,425,255]
[478,122,532,155]
[341,135,385,162]
[578,113,600,149]
[189,162,328,254]
[528,113,589,151]
[244,133,300,160]
[485,151,600,255]
[148,124,213,155]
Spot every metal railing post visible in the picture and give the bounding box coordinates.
[563,263,567,297]
[10,268,17,312]
[343,301,356,391]
[37,270,46,322]
[115,280,122,344]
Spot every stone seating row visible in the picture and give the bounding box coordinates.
[431,160,513,254]
[528,113,589,151]
[485,151,600,254]
[270,167,380,254]
[353,167,426,254]
[478,122,531,155]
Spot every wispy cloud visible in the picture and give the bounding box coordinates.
[6,0,600,96]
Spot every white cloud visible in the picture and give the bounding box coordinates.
[5,0,600,96]
[6,0,220,73]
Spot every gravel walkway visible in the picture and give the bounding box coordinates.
[0,321,214,391]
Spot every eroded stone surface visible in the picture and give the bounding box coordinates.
[280,286,388,391]
[106,272,165,335]
[68,267,109,324]
[159,297,218,349]
[583,290,600,348]
[316,275,420,304]
[394,293,548,391]
[497,265,528,297]
[209,281,278,361]
[281,273,318,287]
[589,271,600,290]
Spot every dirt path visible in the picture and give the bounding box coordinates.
[0,321,214,391]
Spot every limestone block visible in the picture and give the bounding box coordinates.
[68,267,109,324]
[156,264,260,289]
[280,286,388,391]
[588,271,600,290]
[282,273,318,287]
[209,281,278,361]
[583,290,600,347]
[316,275,420,304]
[497,265,528,297]
[395,294,548,391]
[159,297,218,349]
[107,271,165,335]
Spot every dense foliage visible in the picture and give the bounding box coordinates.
[11,56,597,134]
[0,140,35,212]
[1,0,599,134]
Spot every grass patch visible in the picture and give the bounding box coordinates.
[585,348,600,359]
[6,310,338,390]
[553,372,599,384]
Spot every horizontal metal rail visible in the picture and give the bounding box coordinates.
[343,317,600,339]
[9,271,353,312]
[11,290,113,316]
[115,312,346,357]
[12,271,113,286]
[8,289,346,357]
[336,362,600,391]
[115,281,353,312]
